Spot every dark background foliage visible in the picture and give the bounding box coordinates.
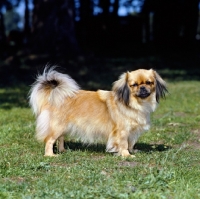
[0,0,200,87]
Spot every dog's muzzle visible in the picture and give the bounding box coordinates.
[137,86,150,98]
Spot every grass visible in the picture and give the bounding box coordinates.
[0,79,200,199]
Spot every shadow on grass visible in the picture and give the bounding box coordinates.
[134,143,171,153]
[63,141,105,153]
[53,141,171,154]
[0,85,29,110]
[0,89,29,109]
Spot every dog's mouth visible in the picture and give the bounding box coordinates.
[138,92,150,99]
[137,88,151,99]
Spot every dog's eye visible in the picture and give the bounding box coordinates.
[132,83,138,87]
[146,81,151,85]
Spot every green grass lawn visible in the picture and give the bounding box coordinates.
[0,81,200,199]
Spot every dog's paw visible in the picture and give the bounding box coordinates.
[44,153,58,157]
[119,149,136,158]
[122,154,136,158]
[128,154,136,158]
[59,148,67,153]
[128,148,133,153]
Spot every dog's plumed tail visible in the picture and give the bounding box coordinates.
[29,67,80,116]
[29,67,80,142]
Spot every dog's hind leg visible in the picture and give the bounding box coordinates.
[44,124,66,156]
[44,131,62,157]
[44,136,57,156]
[58,135,66,153]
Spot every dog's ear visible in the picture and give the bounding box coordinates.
[112,72,130,106]
[152,70,168,103]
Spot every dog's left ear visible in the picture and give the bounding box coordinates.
[152,69,168,103]
[112,72,130,106]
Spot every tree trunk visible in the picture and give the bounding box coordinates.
[31,0,80,58]
[0,12,6,57]
[113,0,119,17]
[183,0,199,43]
[24,0,31,44]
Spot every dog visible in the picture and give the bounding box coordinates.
[29,67,167,157]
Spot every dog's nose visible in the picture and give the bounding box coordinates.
[140,86,146,90]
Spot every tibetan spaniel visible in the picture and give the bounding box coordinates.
[29,67,167,157]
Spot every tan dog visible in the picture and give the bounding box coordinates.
[29,67,167,157]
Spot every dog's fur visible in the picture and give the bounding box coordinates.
[29,67,167,157]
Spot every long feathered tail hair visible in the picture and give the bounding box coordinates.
[29,66,80,142]
[29,66,80,116]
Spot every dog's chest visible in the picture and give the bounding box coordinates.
[125,111,151,132]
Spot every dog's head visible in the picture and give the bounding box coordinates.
[112,69,168,106]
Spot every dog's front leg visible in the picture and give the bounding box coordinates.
[107,130,134,157]
[128,131,142,153]
[118,130,135,157]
